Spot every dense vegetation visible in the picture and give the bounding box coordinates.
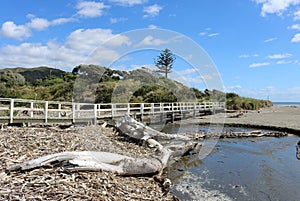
[0,65,272,110]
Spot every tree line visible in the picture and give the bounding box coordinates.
[0,49,272,110]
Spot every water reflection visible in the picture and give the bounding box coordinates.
[166,153,203,182]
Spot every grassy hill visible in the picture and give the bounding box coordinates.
[0,65,272,110]
[0,66,65,84]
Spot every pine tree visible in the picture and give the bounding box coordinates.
[154,48,175,78]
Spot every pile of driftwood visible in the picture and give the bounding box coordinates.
[7,116,198,177]
[3,116,199,200]
[0,121,177,200]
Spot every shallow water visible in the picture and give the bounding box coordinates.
[163,124,300,201]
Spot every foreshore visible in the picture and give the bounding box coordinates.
[1,105,299,200]
[0,125,175,200]
[179,105,300,134]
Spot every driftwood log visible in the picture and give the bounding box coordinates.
[7,115,198,176]
[193,130,287,140]
[297,141,300,160]
[115,115,191,141]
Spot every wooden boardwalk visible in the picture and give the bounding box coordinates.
[0,98,225,125]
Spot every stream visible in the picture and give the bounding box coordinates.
[162,124,300,201]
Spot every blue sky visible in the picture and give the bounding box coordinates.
[0,0,300,101]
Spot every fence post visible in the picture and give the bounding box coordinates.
[140,103,144,121]
[93,104,97,125]
[112,104,116,117]
[30,102,34,117]
[58,104,61,118]
[151,103,154,114]
[72,103,76,124]
[127,103,130,115]
[9,99,14,124]
[44,101,48,123]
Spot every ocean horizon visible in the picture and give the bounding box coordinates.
[273,102,300,107]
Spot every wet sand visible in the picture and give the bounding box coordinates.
[179,106,300,133]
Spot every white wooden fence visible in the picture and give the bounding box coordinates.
[0,98,225,124]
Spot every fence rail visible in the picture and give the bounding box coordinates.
[0,98,225,124]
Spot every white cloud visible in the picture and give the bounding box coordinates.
[0,21,31,40]
[26,17,75,30]
[86,48,121,64]
[239,54,250,58]
[208,33,219,37]
[288,24,300,30]
[184,54,193,61]
[27,18,50,31]
[276,60,293,64]
[267,53,292,59]
[225,84,300,102]
[179,68,198,75]
[148,24,158,29]
[264,37,277,43]
[227,85,242,91]
[245,86,300,101]
[105,34,131,46]
[76,1,109,18]
[249,62,270,68]
[65,28,130,52]
[51,18,76,25]
[239,54,259,58]
[1,16,75,40]
[110,17,127,24]
[109,0,147,6]
[199,29,220,38]
[294,10,300,20]
[143,4,163,17]
[254,0,300,16]
[291,33,300,42]
[0,42,83,69]
[0,28,129,69]
[137,35,168,46]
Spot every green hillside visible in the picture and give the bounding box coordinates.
[0,65,272,110]
[0,66,65,84]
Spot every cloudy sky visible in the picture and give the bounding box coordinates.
[1,0,300,101]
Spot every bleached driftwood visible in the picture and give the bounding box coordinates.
[115,115,191,141]
[115,115,199,170]
[7,151,162,175]
[8,115,198,176]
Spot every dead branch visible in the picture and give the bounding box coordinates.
[115,115,191,141]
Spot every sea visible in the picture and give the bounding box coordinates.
[273,102,300,108]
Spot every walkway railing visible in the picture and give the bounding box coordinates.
[0,98,225,124]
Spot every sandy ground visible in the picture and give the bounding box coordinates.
[179,106,300,133]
